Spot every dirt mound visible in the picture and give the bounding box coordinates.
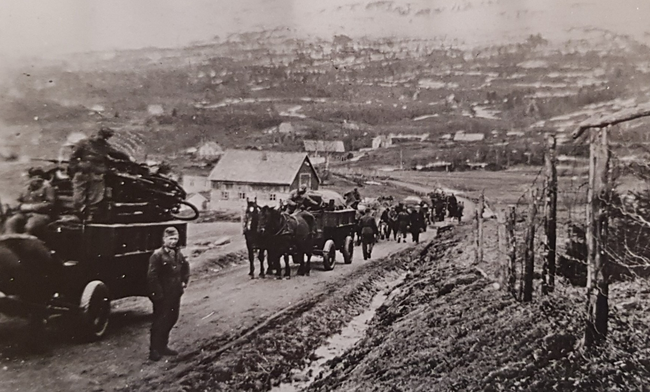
[307,225,650,392]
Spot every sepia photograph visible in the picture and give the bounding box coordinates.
[1,0,650,390]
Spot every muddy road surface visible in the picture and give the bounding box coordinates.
[0,221,437,392]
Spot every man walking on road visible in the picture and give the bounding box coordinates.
[358,206,378,260]
[147,227,190,361]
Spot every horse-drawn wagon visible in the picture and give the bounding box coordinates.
[0,163,197,341]
[309,208,356,270]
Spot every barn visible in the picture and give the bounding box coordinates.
[208,150,320,210]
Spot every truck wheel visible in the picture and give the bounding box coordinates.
[342,236,354,264]
[322,240,336,271]
[80,281,111,341]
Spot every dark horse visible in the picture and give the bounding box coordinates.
[243,199,268,279]
[257,206,314,277]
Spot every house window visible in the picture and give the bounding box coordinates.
[221,191,229,200]
[299,173,311,189]
[239,192,246,200]
[269,194,277,201]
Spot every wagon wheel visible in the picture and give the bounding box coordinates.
[322,239,336,271]
[342,235,354,264]
[79,281,111,341]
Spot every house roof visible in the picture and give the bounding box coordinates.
[208,150,319,185]
[303,140,346,153]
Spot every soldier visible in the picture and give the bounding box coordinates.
[287,185,319,213]
[5,168,56,239]
[396,206,410,243]
[410,206,425,244]
[68,127,131,214]
[147,227,190,361]
[358,206,378,260]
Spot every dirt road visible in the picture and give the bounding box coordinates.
[0,222,436,392]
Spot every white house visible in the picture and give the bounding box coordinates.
[187,192,210,211]
[147,104,164,116]
[372,135,392,149]
[196,141,224,159]
[453,131,485,142]
[208,150,320,210]
[182,174,211,194]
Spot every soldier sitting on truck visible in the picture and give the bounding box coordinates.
[4,168,57,239]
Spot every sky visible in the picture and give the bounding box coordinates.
[2,0,650,62]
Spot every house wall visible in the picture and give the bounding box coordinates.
[209,182,291,210]
[182,175,211,194]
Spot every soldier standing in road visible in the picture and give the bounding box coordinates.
[5,168,56,239]
[396,206,410,243]
[68,127,131,216]
[358,206,378,260]
[410,206,425,244]
[147,227,190,361]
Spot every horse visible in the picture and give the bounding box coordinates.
[257,206,315,277]
[243,199,269,279]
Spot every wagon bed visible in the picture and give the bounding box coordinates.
[309,208,356,270]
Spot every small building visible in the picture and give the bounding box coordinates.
[147,104,164,116]
[453,131,485,142]
[388,133,429,144]
[372,135,392,149]
[196,141,224,160]
[208,150,320,210]
[303,140,347,162]
[182,172,211,194]
[278,122,295,134]
[187,192,210,211]
[303,140,346,154]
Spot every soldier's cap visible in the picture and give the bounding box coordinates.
[163,227,179,238]
[98,127,115,138]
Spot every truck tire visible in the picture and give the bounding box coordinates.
[322,240,336,271]
[342,235,354,264]
[79,281,111,341]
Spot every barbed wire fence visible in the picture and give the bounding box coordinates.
[472,106,650,348]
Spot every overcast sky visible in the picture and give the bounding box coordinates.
[2,0,649,61]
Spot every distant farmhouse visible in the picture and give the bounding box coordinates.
[196,141,224,160]
[303,140,347,163]
[389,133,429,144]
[182,168,212,194]
[372,135,392,149]
[208,150,320,210]
[453,131,485,142]
[186,192,210,211]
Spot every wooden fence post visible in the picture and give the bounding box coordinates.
[497,208,507,288]
[506,205,517,295]
[475,192,485,263]
[522,188,538,302]
[585,127,611,346]
[544,134,558,294]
